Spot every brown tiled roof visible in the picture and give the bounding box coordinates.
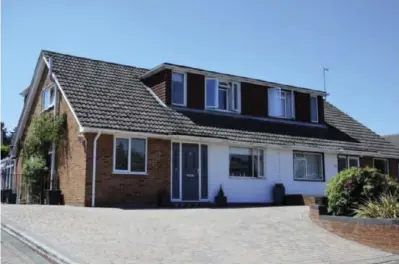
[41,50,399,157]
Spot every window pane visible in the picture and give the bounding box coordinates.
[285,91,293,119]
[258,149,264,177]
[338,157,347,172]
[294,159,306,179]
[374,159,388,174]
[348,158,359,168]
[206,79,217,108]
[268,88,282,117]
[311,97,318,122]
[115,138,129,170]
[306,154,322,180]
[280,97,286,118]
[43,89,49,109]
[172,73,184,105]
[229,147,253,177]
[49,87,55,105]
[130,139,146,172]
[218,89,227,110]
[232,83,239,111]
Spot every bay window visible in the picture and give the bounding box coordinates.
[229,147,264,178]
[113,137,147,174]
[268,88,294,119]
[171,72,186,106]
[205,78,241,112]
[293,151,324,181]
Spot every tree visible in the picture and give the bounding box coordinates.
[1,122,13,158]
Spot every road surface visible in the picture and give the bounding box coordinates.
[1,230,52,264]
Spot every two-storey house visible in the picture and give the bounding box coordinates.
[11,50,399,207]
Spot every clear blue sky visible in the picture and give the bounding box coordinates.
[2,0,399,135]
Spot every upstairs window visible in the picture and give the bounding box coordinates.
[310,96,318,123]
[171,72,186,106]
[205,78,241,112]
[42,86,55,111]
[374,158,389,175]
[268,88,294,119]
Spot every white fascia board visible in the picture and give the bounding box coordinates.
[79,126,398,158]
[42,56,83,131]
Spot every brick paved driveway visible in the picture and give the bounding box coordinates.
[1,205,398,263]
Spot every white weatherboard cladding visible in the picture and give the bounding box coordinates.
[207,143,338,203]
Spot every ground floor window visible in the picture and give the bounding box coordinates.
[293,151,324,181]
[1,159,15,189]
[373,158,389,175]
[113,137,147,174]
[229,147,264,178]
[337,155,359,172]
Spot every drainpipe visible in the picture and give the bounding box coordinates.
[91,131,101,207]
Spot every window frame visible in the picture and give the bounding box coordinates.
[293,151,325,182]
[171,72,187,107]
[268,87,295,119]
[310,95,319,123]
[42,85,55,111]
[205,78,241,113]
[338,155,360,172]
[112,135,148,175]
[373,158,389,175]
[229,146,265,179]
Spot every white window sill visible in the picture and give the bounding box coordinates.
[205,108,240,114]
[172,102,186,107]
[229,176,266,180]
[112,171,147,175]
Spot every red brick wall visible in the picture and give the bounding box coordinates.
[295,91,311,122]
[142,69,171,104]
[241,82,268,117]
[14,64,87,206]
[309,206,399,254]
[84,134,171,206]
[187,73,205,109]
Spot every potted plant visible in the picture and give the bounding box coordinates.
[214,185,227,207]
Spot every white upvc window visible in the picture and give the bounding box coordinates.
[171,72,187,106]
[373,158,389,175]
[229,147,264,178]
[42,85,55,111]
[113,137,147,174]
[205,78,241,113]
[338,155,359,172]
[293,151,324,181]
[268,88,294,119]
[310,96,318,123]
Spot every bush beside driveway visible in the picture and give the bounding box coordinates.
[1,205,398,263]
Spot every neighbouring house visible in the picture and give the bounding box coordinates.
[385,134,399,149]
[10,50,399,207]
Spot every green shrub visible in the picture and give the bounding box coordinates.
[1,144,10,158]
[326,167,399,216]
[354,193,399,219]
[22,155,48,185]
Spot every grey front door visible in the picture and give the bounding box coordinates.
[182,144,199,201]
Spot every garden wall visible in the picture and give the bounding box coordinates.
[309,205,399,254]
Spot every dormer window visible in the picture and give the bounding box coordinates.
[42,85,55,111]
[268,88,294,119]
[205,78,241,112]
[171,72,186,106]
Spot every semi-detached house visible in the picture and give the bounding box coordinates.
[11,50,399,207]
